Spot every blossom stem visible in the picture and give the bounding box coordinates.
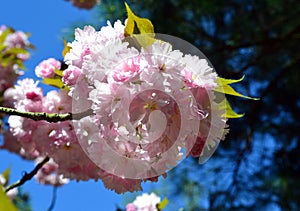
[0,106,92,122]
[5,156,50,193]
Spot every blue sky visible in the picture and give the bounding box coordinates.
[0,1,134,210]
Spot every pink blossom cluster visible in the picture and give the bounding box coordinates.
[64,20,228,179]
[2,76,143,192]
[35,58,61,78]
[126,192,161,211]
[1,20,228,193]
[0,25,31,94]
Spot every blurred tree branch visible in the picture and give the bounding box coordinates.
[5,157,50,193]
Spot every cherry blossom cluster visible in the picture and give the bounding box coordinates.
[1,19,228,193]
[0,25,31,96]
[0,24,32,153]
[2,65,144,193]
[64,20,227,179]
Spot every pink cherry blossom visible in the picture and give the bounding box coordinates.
[0,64,20,93]
[0,26,31,96]
[101,172,142,194]
[64,26,102,68]
[126,203,137,211]
[35,58,61,78]
[0,25,6,31]
[43,89,72,113]
[1,18,230,194]
[99,20,126,41]
[132,192,161,211]
[4,30,29,49]
[4,78,43,112]
[71,29,224,180]
[62,65,82,86]
[112,56,140,82]
[182,54,217,89]
[35,157,69,186]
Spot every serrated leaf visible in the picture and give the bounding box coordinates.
[219,99,244,118]
[0,188,17,211]
[42,77,68,90]
[62,38,71,57]
[124,2,154,36]
[215,76,259,100]
[157,197,169,210]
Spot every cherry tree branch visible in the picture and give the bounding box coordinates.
[5,156,50,193]
[0,106,93,122]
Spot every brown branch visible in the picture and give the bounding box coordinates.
[0,106,93,123]
[5,157,50,193]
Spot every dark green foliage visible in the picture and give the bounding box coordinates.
[13,189,32,211]
[91,0,300,210]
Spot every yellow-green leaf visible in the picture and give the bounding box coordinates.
[219,99,244,118]
[124,2,154,36]
[5,47,29,55]
[157,197,169,210]
[62,38,71,57]
[1,168,11,186]
[54,68,64,77]
[215,76,259,100]
[218,75,245,84]
[132,34,156,48]
[0,44,7,52]
[0,188,17,211]
[0,29,11,45]
[42,77,68,90]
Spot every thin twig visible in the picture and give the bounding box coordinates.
[0,106,93,123]
[47,186,58,211]
[5,157,50,193]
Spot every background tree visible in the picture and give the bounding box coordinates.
[83,0,300,210]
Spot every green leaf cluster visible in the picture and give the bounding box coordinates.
[0,27,33,70]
